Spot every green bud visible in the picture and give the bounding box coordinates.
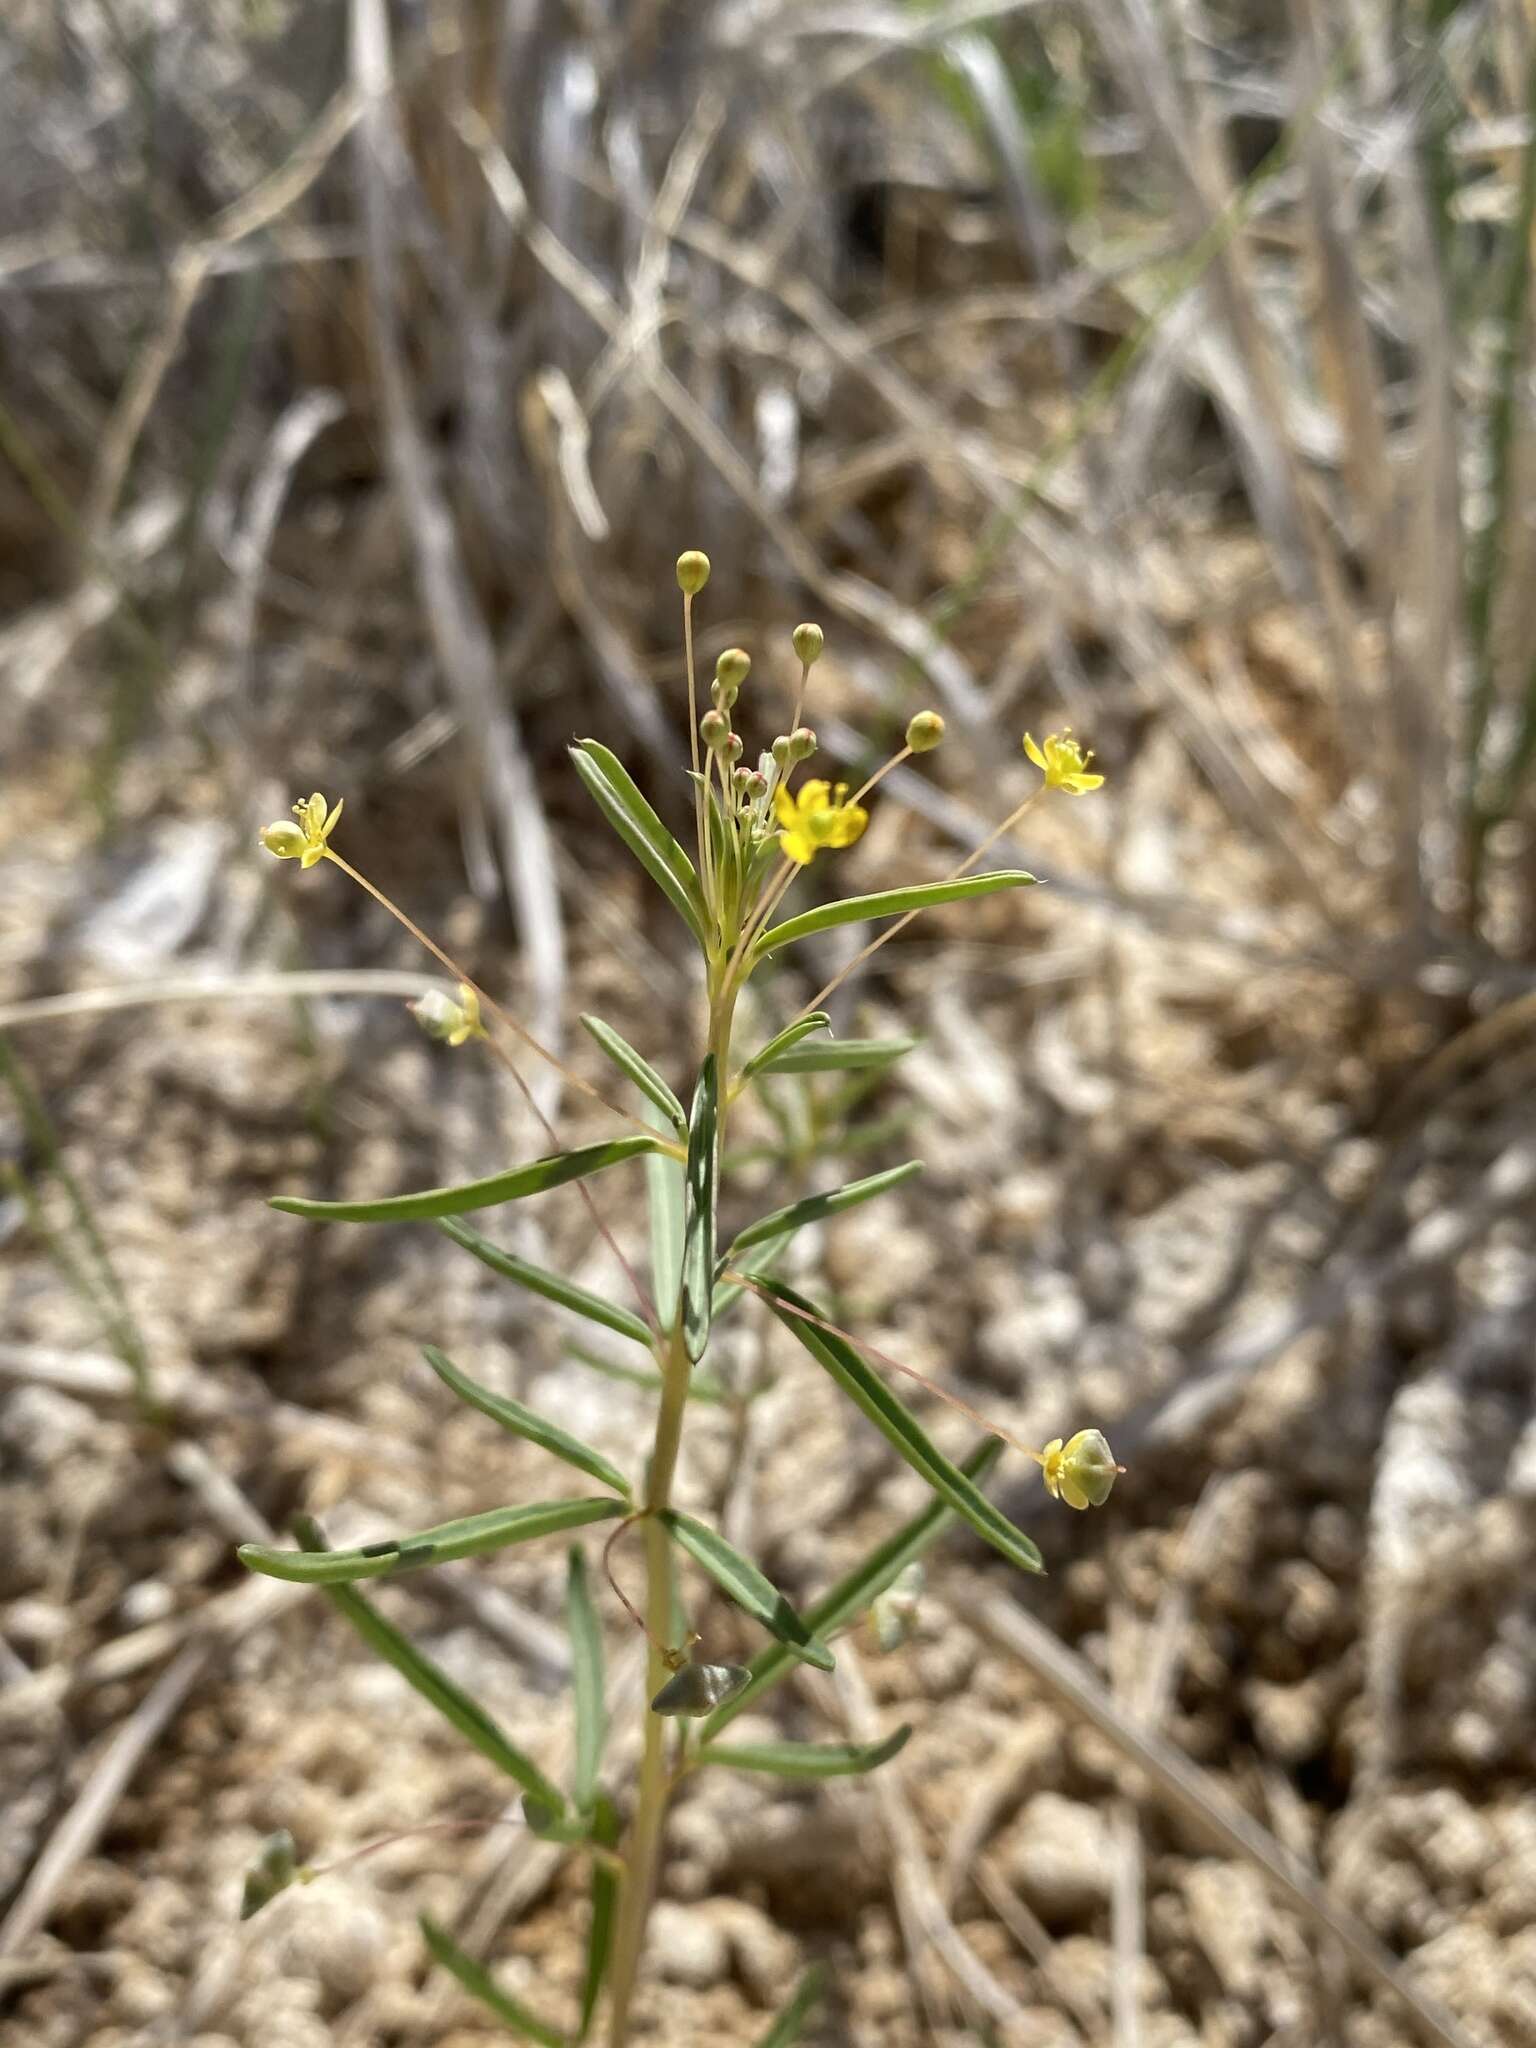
[788,726,817,763]
[722,731,744,765]
[676,550,711,595]
[792,622,824,667]
[743,770,768,801]
[715,647,752,691]
[712,677,739,713]
[700,709,731,751]
[771,735,792,770]
[906,711,945,754]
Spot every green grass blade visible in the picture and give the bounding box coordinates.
[422,1347,631,1498]
[700,1438,1003,1741]
[728,1162,923,1257]
[680,1054,718,1362]
[760,1280,1041,1578]
[570,741,706,942]
[578,1794,620,2041]
[660,1510,834,1670]
[240,1498,625,1585]
[697,1724,911,1778]
[758,1036,919,1074]
[754,1965,829,2048]
[752,873,1037,959]
[291,1516,565,1810]
[419,1915,567,2048]
[739,1013,832,1080]
[436,1218,652,1347]
[270,1136,664,1223]
[579,1015,687,1136]
[566,1547,607,1812]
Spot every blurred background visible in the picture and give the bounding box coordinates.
[3,2,1536,2044]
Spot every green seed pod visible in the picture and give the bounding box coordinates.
[258,820,308,860]
[651,1662,752,1717]
[715,647,752,692]
[788,726,817,763]
[906,711,945,754]
[676,550,711,595]
[700,709,731,752]
[792,622,824,667]
[1043,1428,1123,1510]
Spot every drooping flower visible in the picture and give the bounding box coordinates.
[1023,730,1104,795]
[773,778,869,866]
[259,791,343,868]
[409,983,486,1048]
[1041,1429,1123,1510]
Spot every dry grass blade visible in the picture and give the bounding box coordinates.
[970,1586,1483,2048]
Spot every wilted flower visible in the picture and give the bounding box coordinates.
[409,983,486,1048]
[259,791,343,868]
[773,778,869,867]
[1041,1429,1122,1510]
[1023,731,1104,795]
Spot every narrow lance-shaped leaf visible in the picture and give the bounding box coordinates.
[239,1497,625,1586]
[738,1012,831,1080]
[437,1217,652,1348]
[422,1347,631,1499]
[712,1229,793,1322]
[727,1160,923,1258]
[579,1015,687,1137]
[752,871,1038,960]
[660,1509,834,1671]
[700,1438,1003,1741]
[570,740,707,942]
[578,1794,620,2042]
[270,1135,665,1225]
[291,1516,565,1811]
[755,1965,829,2048]
[644,1099,686,1325]
[680,1054,718,1362]
[759,1035,919,1074]
[566,1546,607,1812]
[420,1915,566,2048]
[760,1278,1043,1578]
[697,1723,911,1779]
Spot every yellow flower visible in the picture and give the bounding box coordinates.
[1041,1429,1123,1510]
[409,983,486,1048]
[259,791,343,868]
[773,778,869,867]
[1023,731,1104,795]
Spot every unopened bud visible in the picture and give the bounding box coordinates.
[744,770,768,801]
[788,726,817,763]
[792,622,824,667]
[715,647,751,692]
[722,731,744,765]
[732,765,753,795]
[700,709,731,751]
[676,550,711,595]
[906,711,945,754]
[712,677,739,712]
[771,735,792,770]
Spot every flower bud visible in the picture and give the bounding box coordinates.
[722,731,744,765]
[771,735,792,770]
[712,677,738,713]
[700,709,731,751]
[676,550,711,595]
[259,820,308,860]
[788,726,817,763]
[792,622,824,667]
[732,765,753,795]
[743,770,768,801]
[1042,1428,1123,1511]
[906,710,945,754]
[715,647,751,692]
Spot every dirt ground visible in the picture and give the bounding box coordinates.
[4,621,1535,2048]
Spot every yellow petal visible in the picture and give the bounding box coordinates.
[795,779,832,817]
[1023,733,1048,772]
[826,802,868,848]
[773,782,798,829]
[778,826,816,866]
[322,796,344,837]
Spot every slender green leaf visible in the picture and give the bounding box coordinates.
[739,1013,831,1080]
[712,1230,793,1321]
[570,741,706,942]
[240,1497,625,1585]
[578,1795,620,2041]
[566,1547,607,1811]
[753,872,1038,959]
[644,1095,686,1325]
[760,1035,919,1074]
[579,1016,687,1136]
[422,1347,631,1498]
[436,1217,652,1348]
[520,1794,593,1845]
[271,1136,664,1225]
[680,1055,718,1362]
[755,1965,829,2048]
[563,1341,732,1406]
[660,1510,834,1670]
[728,1161,923,1257]
[761,1280,1042,1578]
[700,1439,1003,1740]
[698,1723,911,1778]
[291,1516,565,1809]
[420,1915,566,2048]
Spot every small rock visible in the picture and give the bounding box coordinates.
[700,1897,798,2005]
[1004,1792,1112,1919]
[648,1900,729,1988]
